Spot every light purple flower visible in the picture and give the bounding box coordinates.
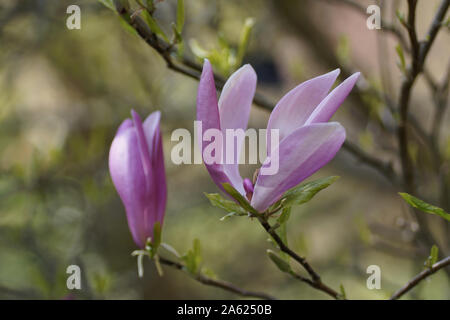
[197,59,360,212]
[109,110,167,248]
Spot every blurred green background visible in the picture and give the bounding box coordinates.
[0,0,448,299]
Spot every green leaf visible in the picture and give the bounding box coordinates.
[204,193,247,216]
[277,207,291,225]
[396,10,407,27]
[399,193,450,222]
[141,9,169,42]
[171,23,183,44]
[118,17,138,36]
[339,284,347,299]
[235,17,255,68]
[336,35,350,65]
[222,183,259,214]
[430,245,439,264]
[280,176,340,208]
[267,249,291,273]
[220,211,245,221]
[176,0,185,33]
[425,245,439,269]
[276,208,290,262]
[183,238,202,274]
[396,44,406,73]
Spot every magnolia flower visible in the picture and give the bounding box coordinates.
[197,60,359,212]
[109,110,167,248]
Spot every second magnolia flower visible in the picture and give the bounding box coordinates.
[197,60,360,212]
[109,110,167,249]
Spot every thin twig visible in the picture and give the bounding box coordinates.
[158,256,276,300]
[390,256,450,300]
[258,217,341,299]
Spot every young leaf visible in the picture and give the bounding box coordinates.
[399,193,450,222]
[183,238,202,274]
[235,17,255,68]
[220,212,245,221]
[396,10,407,27]
[222,183,259,214]
[176,0,185,34]
[160,242,180,258]
[280,176,340,208]
[276,208,290,262]
[277,207,291,225]
[425,245,439,269]
[204,193,247,215]
[396,45,406,73]
[339,284,347,299]
[267,249,291,273]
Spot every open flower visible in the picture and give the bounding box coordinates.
[197,60,359,212]
[109,110,167,248]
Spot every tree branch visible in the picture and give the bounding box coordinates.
[158,256,276,300]
[390,256,450,300]
[258,217,341,299]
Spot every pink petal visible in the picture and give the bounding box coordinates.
[143,111,167,224]
[251,122,346,212]
[218,64,257,132]
[266,69,340,153]
[109,121,156,248]
[305,72,360,125]
[197,60,239,193]
[219,64,257,195]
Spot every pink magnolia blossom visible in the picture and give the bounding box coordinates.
[197,59,359,212]
[109,110,167,248]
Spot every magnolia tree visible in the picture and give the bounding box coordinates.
[103,0,449,300]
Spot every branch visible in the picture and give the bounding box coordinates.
[343,140,396,183]
[158,256,276,300]
[258,217,341,299]
[390,256,450,300]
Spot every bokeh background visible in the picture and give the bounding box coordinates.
[0,0,449,299]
